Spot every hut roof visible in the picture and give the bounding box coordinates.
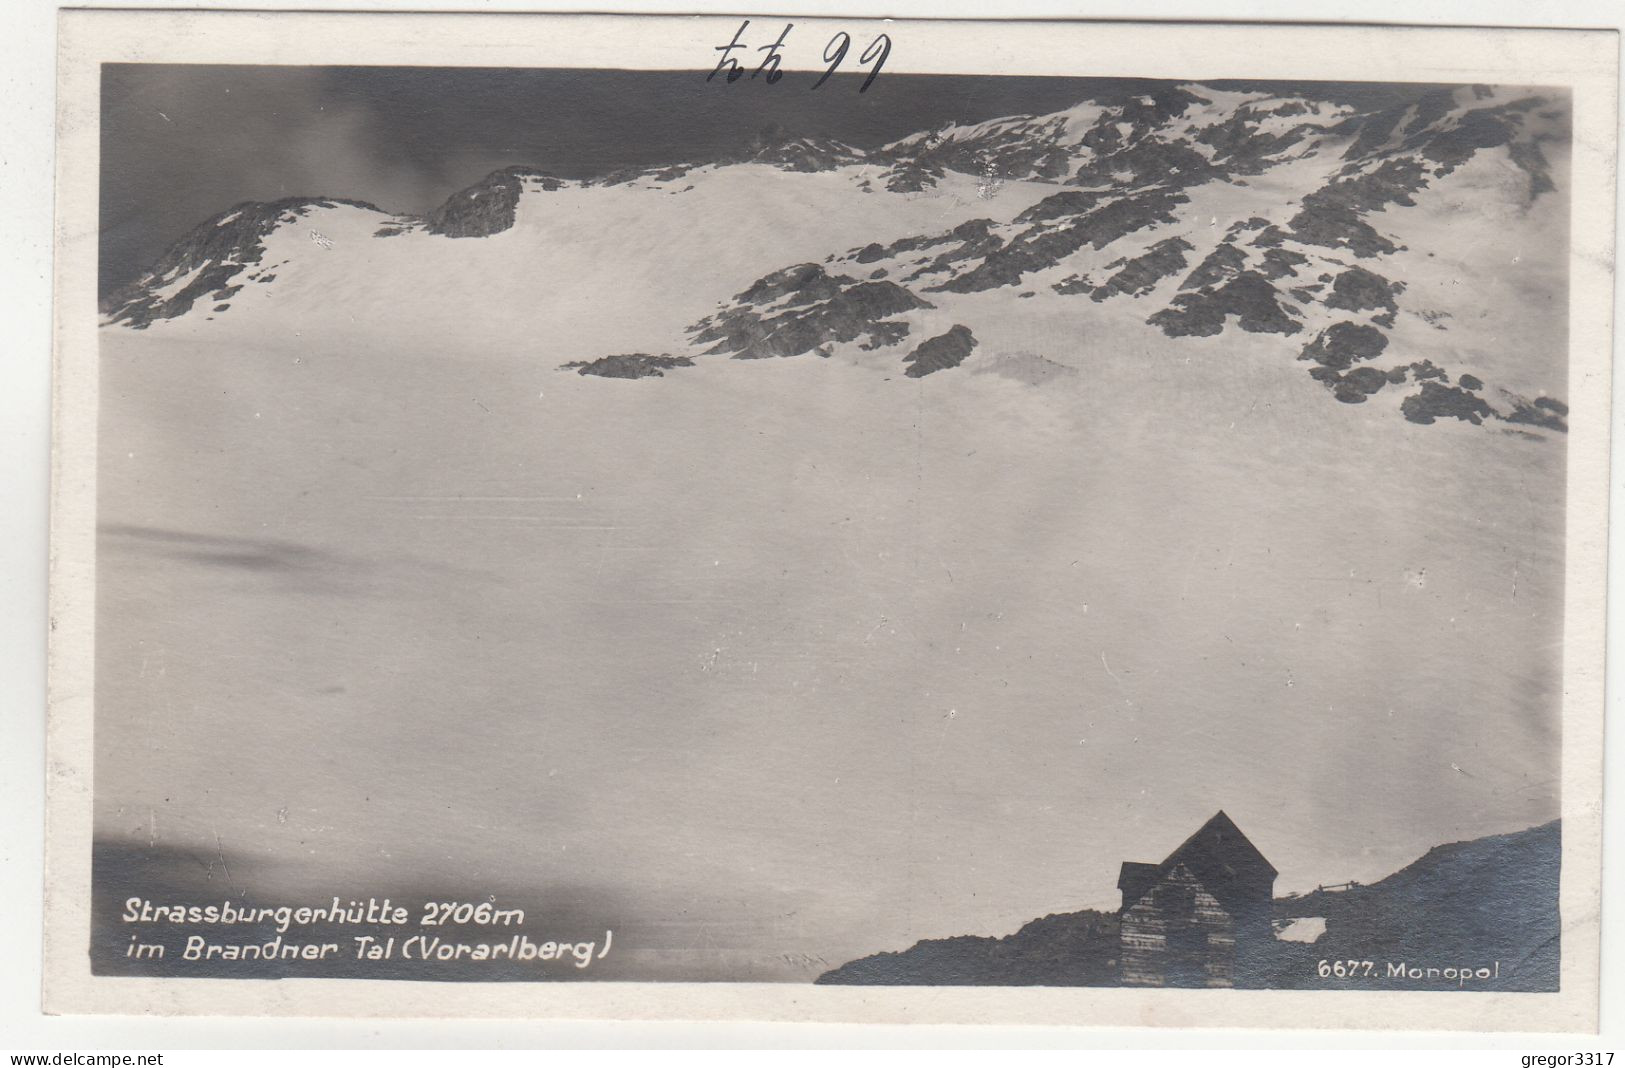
[1119,811,1276,913]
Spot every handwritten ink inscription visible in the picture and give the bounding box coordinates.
[709,20,892,92]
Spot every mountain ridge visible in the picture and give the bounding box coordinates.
[101,79,1570,436]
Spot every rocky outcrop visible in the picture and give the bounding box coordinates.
[1325,266,1403,315]
[902,325,977,378]
[1070,138,1220,190]
[860,321,911,350]
[1505,396,1568,432]
[878,115,1078,191]
[931,188,1188,294]
[101,196,385,329]
[1090,237,1194,301]
[594,132,868,188]
[424,167,565,238]
[1016,190,1105,225]
[1149,271,1302,337]
[1401,381,1496,425]
[690,264,932,359]
[742,135,866,172]
[561,353,694,379]
[1194,102,1316,173]
[853,219,1004,281]
[1298,322,1389,369]
[882,158,946,193]
[1309,364,1395,403]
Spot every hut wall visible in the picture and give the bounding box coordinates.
[1119,864,1237,988]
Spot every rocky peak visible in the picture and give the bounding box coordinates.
[100,196,384,329]
[423,166,568,238]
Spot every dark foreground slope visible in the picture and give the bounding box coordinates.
[817,821,1559,990]
[1270,819,1560,990]
[813,909,1121,987]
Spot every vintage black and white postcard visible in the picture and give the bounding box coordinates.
[46,10,1615,1029]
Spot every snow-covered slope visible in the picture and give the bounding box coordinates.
[103,163,1060,361]
[701,83,1568,432]
[103,82,1568,435]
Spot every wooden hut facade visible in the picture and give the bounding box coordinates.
[1117,811,1277,987]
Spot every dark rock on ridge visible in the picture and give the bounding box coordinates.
[860,321,911,350]
[1259,247,1310,280]
[882,158,947,193]
[903,220,1007,282]
[740,135,867,173]
[1282,158,1430,257]
[424,167,565,238]
[1016,190,1105,225]
[903,325,978,378]
[932,188,1188,294]
[853,220,1005,281]
[1298,322,1389,370]
[1149,271,1303,337]
[1070,139,1220,190]
[562,353,694,379]
[1194,103,1315,173]
[1308,356,1467,405]
[1180,242,1248,291]
[1091,237,1194,301]
[1402,381,1495,425]
[101,196,384,329]
[1310,364,1394,404]
[1505,396,1568,433]
[1325,266,1404,314]
[691,264,932,360]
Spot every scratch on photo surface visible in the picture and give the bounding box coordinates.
[213,829,239,895]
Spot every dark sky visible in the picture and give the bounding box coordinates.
[98,65,1448,296]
